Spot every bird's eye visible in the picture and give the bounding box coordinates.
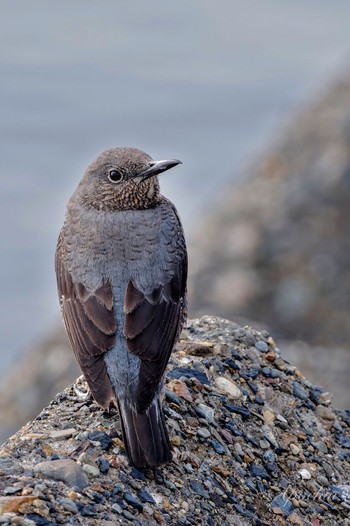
[108,169,123,183]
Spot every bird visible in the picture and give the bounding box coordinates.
[55,147,187,468]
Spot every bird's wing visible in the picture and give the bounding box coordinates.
[55,240,116,408]
[124,205,187,412]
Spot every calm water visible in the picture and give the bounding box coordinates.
[2,1,350,374]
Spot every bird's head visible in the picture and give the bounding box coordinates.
[75,147,182,211]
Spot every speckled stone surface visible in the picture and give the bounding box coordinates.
[0,317,349,525]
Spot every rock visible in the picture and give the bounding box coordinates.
[48,428,76,440]
[316,405,336,421]
[290,444,301,455]
[82,464,100,477]
[0,496,37,513]
[87,430,112,450]
[195,404,215,424]
[189,75,350,408]
[197,428,211,439]
[214,377,242,399]
[0,317,348,526]
[293,382,309,401]
[33,459,89,490]
[271,494,294,516]
[167,379,193,402]
[298,469,311,480]
[123,492,143,512]
[57,497,78,514]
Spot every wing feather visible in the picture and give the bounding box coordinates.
[55,241,116,408]
[124,251,187,413]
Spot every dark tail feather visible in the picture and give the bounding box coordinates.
[117,397,172,469]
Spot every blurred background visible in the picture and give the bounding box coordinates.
[1,0,350,442]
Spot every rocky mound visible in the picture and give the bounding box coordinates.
[189,73,350,350]
[0,317,349,525]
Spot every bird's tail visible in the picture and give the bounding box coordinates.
[116,396,172,469]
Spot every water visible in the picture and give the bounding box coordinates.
[1,0,350,374]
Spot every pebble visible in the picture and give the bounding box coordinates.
[190,482,209,498]
[298,469,311,480]
[82,464,100,477]
[250,464,270,479]
[271,494,294,516]
[197,428,211,439]
[224,404,250,419]
[167,367,210,385]
[290,443,301,455]
[316,405,336,421]
[97,457,109,474]
[87,430,112,450]
[33,459,89,490]
[214,377,242,399]
[210,439,226,454]
[292,382,309,400]
[196,404,215,424]
[123,492,143,512]
[137,489,155,504]
[57,497,78,514]
[255,341,269,353]
[0,316,348,526]
[122,509,135,521]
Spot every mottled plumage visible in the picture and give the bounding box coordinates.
[55,147,187,468]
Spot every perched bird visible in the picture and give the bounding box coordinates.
[55,147,187,468]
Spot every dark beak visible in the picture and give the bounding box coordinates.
[137,159,182,181]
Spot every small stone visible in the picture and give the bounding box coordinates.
[289,512,304,525]
[97,457,109,474]
[82,464,100,477]
[167,379,193,402]
[290,444,301,455]
[214,377,242,399]
[197,428,211,439]
[138,489,156,504]
[111,503,123,514]
[316,405,336,421]
[276,414,288,424]
[255,341,269,352]
[263,410,275,424]
[124,492,143,512]
[48,428,76,440]
[131,468,146,481]
[219,428,234,444]
[271,494,294,516]
[3,487,22,496]
[0,496,37,513]
[171,435,181,446]
[87,430,112,450]
[250,464,270,479]
[316,475,328,486]
[33,459,89,490]
[298,469,311,480]
[293,382,308,401]
[190,481,209,498]
[224,404,250,419]
[196,404,215,424]
[265,351,276,362]
[57,497,78,514]
[167,367,210,385]
[210,439,226,454]
[262,425,278,447]
[165,388,181,405]
[314,440,328,453]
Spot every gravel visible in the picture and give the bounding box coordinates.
[0,316,349,525]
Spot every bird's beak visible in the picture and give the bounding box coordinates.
[136,159,182,181]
